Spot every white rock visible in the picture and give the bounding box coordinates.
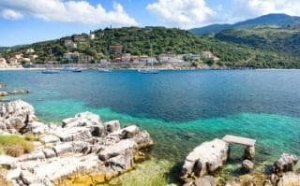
[104,120,121,133]
[99,139,138,161]
[53,143,73,156]
[274,153,298,173]
[40,135,60,144]
[54,127,92,142]
[19,151,45,161]
[107,154,134,171]
[6,167,21,180]
[0,155,17,168]
[181,139,229,181]
[62,112,101,128]
[43,148,56,159]
[121,125,140,139]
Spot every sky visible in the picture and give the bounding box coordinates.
[1,0,300,46]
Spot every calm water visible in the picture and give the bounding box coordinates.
[1,70,300,170]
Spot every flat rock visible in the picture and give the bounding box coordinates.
[62,112,101,128]
[40,135,60,144]
[99,139,138,161]
[181,139,229,182]
[55,127,92,142]
[0,155,17,168]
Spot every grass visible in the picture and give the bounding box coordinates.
[0,135,34,157]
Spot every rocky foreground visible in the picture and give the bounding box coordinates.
[180,139,300,186]
[0,100,153,186]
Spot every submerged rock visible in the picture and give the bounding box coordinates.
[181,139,229,182]
[0,91,8,97]
[9,89,30,95]
[273,153,298,173]
[242,160,254,172]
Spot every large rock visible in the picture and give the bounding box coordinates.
[181,139,229,182]
[273,153,298,173]
[62,112,101,128]
[54,127,92,142]
[106,154,134,171]
[53,143,74,156]
[99,139,138,161]
[30,154,100,182]
[0,100,36,133]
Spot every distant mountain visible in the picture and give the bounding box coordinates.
[215,27,300,57]
[190,13,300,35]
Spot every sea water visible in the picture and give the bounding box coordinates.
[1,70,300,179]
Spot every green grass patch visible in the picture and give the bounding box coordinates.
[0,135,34,157]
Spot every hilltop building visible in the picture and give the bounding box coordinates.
[0,58,8,67]
[63,39,77,49]
[159,53,184,63]
[25,48,35,54]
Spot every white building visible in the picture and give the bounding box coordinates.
[26,48,35,54]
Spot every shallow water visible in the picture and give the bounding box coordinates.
[1,70,300,177]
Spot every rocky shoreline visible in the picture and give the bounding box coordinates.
[0,99,299,186]
[0,100,153,186]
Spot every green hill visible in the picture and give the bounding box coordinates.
[3,26,300,68]
[215,27,300,57]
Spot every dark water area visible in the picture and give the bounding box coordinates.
[2,70,300,121]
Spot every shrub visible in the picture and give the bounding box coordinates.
[0,135,34,157]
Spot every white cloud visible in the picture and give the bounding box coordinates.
[232,0,300,21]
[0,0,137,26]
[147,0,217,28]
[1,9,23,20]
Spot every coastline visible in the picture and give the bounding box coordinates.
[1,66,299,72]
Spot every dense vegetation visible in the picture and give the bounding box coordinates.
[215,27,300,57]
[2,26,300,68]
[190,13,300,35]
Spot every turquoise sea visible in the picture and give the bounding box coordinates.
[1,70,300,180]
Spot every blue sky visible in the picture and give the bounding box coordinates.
[0,0,299,46]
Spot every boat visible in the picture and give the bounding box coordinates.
[72,68,82,73]
[98,68,112,73]
[42,69,60,74]
[138,69,159,74]
[139,43,159,74]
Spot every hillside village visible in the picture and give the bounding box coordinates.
[0,27,226,69]
[1,26,300,69]
[0,31,220,69]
